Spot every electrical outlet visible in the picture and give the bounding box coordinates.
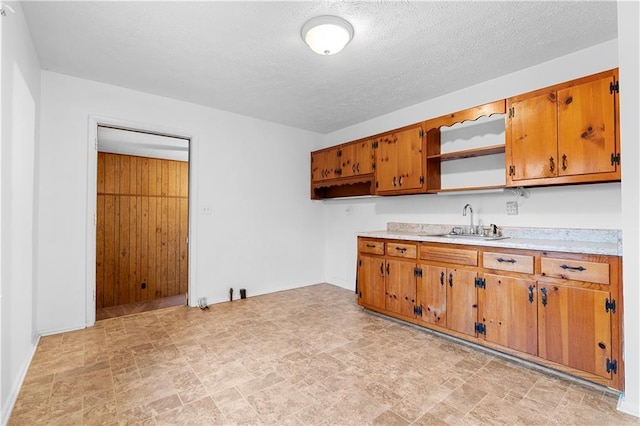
[506,201,518,215]
[200,205,213,215]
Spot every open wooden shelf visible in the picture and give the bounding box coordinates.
[427,144,505,162]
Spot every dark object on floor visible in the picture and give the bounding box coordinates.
[229,287,233,301]
[240,288,246,299]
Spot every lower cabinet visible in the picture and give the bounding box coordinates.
[537,284,614,379]
[356,236,623,391]
[477,274,537,356]
[385,259,417,317]
[358,254,386,310]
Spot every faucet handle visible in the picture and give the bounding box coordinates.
[490,224,498,236]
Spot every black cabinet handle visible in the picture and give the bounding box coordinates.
[386,264,390,275]
[380,263,384,276]
[528,285,534,304]
[392,176,397,187]
[448,273,453,287]
[560,264,586,272]
[541,287,548,307]
[562,154,568,171]
[497,258,516,263]
[440,271,445,286]
[549,156,555,173]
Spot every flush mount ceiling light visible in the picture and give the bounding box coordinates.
[301,15,354,56]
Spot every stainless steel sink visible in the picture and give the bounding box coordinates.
[421,233,510,241]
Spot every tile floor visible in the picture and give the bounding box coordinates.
[9,283,640,425]
[96,294,187,321]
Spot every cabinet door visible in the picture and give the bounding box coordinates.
[446,268,477,336]
[417,264,447,327]
[538,284,612,379]
[557,75,617,176]
[508,92,558,181]
[478,275,537,355]
[325,147,342,180]
[375,134,398,192]
[394,125,424,191]
[357,255,385,310]
[310,151,324,183]
[385,259,416,318]
[354,139,374,175]
[341,140,374,178]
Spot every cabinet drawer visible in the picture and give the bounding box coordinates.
[420,246,477,266]
[541,257,610,285]
[386,242,417,259]
[483,252,534,274]
[358,239,385,255]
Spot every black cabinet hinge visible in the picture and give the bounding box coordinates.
[419,176,424,185]
[358,259,362,267]
[414,305,423,316]
[337,150,342,157]
[414,267,423,278]
[375,181,379,188]
[610,80,619,94]
[508,165,516,176]
[419,129,424,139]
[606,358,618,374]
[508,107,515,118]
[372,141,379,149]
[611,153,621,166]
[605,298,616,313]
[475,322,487,335]
[358,291,362,298]
[475,277,486,289]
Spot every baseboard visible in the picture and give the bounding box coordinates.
[1,335,40,426]
[197,281,328,307]
[618,394,640,418]
[37,323,87,337]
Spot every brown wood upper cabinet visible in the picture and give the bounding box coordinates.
[311,146,341,182]
[506,68,620,186]
[340,138,374,178]
[374,123,426,195]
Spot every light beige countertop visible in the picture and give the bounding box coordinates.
[358,223,621,256]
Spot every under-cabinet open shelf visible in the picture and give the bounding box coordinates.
[427,144,505,162]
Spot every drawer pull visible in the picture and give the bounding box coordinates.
[560,264,586,272]
[497,258,516,263]
[366,244,376,248]
[395,247,407,253]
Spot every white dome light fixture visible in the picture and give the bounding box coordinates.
[301,15,354,56]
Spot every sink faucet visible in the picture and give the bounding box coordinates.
[463,204,474,234]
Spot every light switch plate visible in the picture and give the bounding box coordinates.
[200,205,213,215]
[506,201,518,215]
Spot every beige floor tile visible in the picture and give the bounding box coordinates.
[7,283,639,425]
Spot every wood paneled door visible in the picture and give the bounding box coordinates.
[96,152,189,309]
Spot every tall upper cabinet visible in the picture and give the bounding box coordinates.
[506,69,620,186]
[374,123,427,195]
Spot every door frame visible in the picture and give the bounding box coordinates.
[85,115,199,326]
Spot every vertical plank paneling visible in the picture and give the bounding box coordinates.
[167,197,177,297]
[97,151,188,308]
[104,195,117,307]
[129,196,138,303]
[118,195,130,305]
[160,197,168,298]
[179,198,189,294]
[96,195,105,309]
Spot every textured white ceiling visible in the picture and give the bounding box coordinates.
[21,1,617,134]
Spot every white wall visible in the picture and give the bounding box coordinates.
[37,71,325,334]
[0,2,41,423]
[618,0,640,417]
